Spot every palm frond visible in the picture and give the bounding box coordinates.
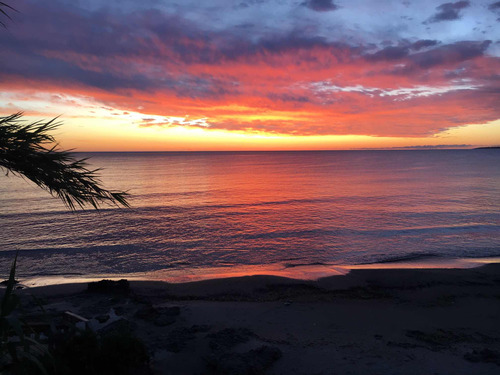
[0,1,16,28]
[0,113,130,210]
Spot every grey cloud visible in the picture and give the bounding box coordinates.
[489,1,500,11]
[266,93,311,104]
[395,144,471,149]
[426,1,470,23]
[302,0,338,12]
[365,46,409,61]
[0,37,240,99]
[374,40,491,78]
[411,39,439,51]
[410,40,491,68]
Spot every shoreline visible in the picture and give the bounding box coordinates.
[18,255,500,288]
[15,263,500,374]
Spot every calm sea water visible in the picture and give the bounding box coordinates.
[1,150,499,281]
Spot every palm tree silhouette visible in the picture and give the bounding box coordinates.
[0,113,129,209]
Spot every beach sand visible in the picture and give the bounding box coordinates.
[17,264,500,374]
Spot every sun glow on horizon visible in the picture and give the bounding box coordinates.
[2,90,499,152]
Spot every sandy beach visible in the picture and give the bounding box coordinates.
[12,263,500,374]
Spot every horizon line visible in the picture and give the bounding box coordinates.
[72,147,499,153]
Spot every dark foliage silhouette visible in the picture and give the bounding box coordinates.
[0,113,129,209]
[0,1,15,27]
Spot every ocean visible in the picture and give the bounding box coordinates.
[1,150,499,284]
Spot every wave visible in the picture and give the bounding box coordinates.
[223,223,499,241]
[370,224,499,236]
[366,249,500,265]
[283,262,330,268]
[366,252,442,264]
[0,244,142,258]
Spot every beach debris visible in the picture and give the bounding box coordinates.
[64,310,91,331]
[162,325,211,353]
[113,305,126,316]
[386,341,422,349]
[206,345,282,375]
[154,314,177,327]
[192,324,211,333]
[207,327,256,351]
[160,306,181,316]
[64,310,89,322]
[205,327,279,373]
[98,318,136,337]
[135,304,180,326]
[464,349,500,366]
[135,305,157,319]
[406,329,478,349]
[95,314,110,323]
[87,279,130,294]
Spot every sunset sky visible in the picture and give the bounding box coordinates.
[1,0,499,151]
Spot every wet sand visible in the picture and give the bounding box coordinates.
[18,263,500,374]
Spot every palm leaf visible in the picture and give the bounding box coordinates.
[0,1,16,28]
[0,113,130,210]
